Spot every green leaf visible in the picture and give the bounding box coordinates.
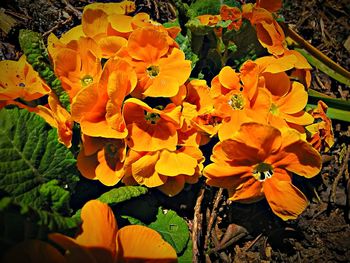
[307,88,350,122]
[307,103,350,122]
[121,215,146,226]
[178,238,193,263]
[73,186,148,219]
[97,186,148,205]
[296,48,350,86]
[0,196,80,246]
[39,180,70,214]
[0,108,79,213]
[176,33,199,69]
[188,0,240,17]
[18,29,71,110]
[308,89,350,111]
[148,208,190,254]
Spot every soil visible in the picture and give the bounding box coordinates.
[0,0,349,262]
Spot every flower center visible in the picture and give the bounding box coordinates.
[228,93,244,110]
[145,111,160,124]
[198,113,222,126]
[146,65,160,78]
[81,75,94,86]
[253,162,274,182]
[270,103,279,115]
[104,143,119,169]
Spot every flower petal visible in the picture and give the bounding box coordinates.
[155,150,198,176]
[116,225,177,262]
[128,151,167,187]
[218,66,240,91]
[228,123,282,160]
[77,148,99,180]
[157,175,186,197]
[273,139,322,178]
[49,234,98,263]
[264,169,308,220]
[229,177,264,203]
[276,82,308,114]
[127,27,169,62]
[2,240,67,263]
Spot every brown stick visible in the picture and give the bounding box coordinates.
[204,188,223,249]
[330,146,349,204]
[192,187,205,262]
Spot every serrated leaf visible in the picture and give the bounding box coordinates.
[0,108,79,213]
[18,29,71,110]
[0,196,80,247]
[73,186,148,219]
[176,33,199,69]
[148,208,190,254]
[97,186,148,205]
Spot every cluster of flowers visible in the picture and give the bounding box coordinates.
[0,0,334,222]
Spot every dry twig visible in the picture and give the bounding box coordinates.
[204,188,223,249]
[192,187,205,262]
[330,145,349,204]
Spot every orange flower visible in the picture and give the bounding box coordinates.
[243,6,286,56]
[120,27,191,98]
[3,200,177,262]
[123,98,181,152]
[123,146,204,196]
[48,35,103,99]
[77,135,126,186]
[197,14,222,26]
[130,13,181,48]
[203,123,322,220]
[51,200,177,262]
[306,100,334,152]
[82,1,135,39]
[249,55,313,130]
[35,94,74,148]
[71,58,136,139]
[268,81,314,129]
[0,55,50,102]
[209,64,271,141]
[220,5,242,31]
[285,50,312,88]
[179,79,227,138]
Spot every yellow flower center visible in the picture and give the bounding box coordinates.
[253,162,273,182]
[228,93,245,110]
[270,103,279,115]
[81,75,94,86]
[146,65,160,78]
